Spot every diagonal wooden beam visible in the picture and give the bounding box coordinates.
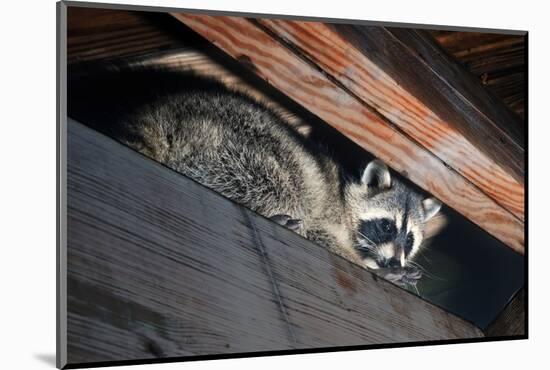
[383,28,525,154]
[170,13,524,254]
[254,20,524,222]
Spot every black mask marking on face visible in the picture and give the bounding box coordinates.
[359,218,397,245]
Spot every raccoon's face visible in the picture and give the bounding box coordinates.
[345,160,441,270]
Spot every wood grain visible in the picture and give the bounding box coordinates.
[67,7,185,64]
[67,8,311,134]
[380,28,524,168]
[171,14,524,254]
[431,31,525,120]
[66,119,483,365]
[485,288,525,337]
[255,20,524,221]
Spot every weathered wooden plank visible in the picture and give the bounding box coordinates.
[502,92,525,118]
[430,31,525,121]
[255,19,524,221]
[67,119,483,364]
[484,72,524,97]
[376,28,524,172]
[460,44,524,76]
[67,7,185,64]
[67,120,296,364]
[430,32,523,56]
[485,288,525,337]
[170,14,524,254]
[431,31,525,76]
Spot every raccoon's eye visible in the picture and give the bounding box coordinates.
[360,218,396,245]
[405,233,415,255]
[380,219,391,232]
[376,218,397,238]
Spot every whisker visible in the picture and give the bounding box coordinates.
[357,243,376,252]
[407,260,425,270]
[407,261,447,282]
[412,247,433,264]
[411,283,420,296]
[357,231,377,247]
[356,241,377,253]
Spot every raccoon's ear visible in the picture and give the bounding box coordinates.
[422,197,442,221]
[361,160,391,189]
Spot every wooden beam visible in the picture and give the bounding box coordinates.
[254,20,524,221]
[66,119,483,364]
[485,288,525,337]
[67,7,310,133]
[170,14,524,254]
[67,7,185,64]
[379,28,524,159]
[430,31,526,121]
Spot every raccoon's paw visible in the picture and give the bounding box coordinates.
[377,266,422,286]
[270,214,303,232]
[401,266,423,285]
[378,268,406,283]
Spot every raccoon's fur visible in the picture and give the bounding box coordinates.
[68,65,441,285]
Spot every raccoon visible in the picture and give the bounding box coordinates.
[68,65,441,286]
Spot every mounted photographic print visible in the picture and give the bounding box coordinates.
[57,1,527,368]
